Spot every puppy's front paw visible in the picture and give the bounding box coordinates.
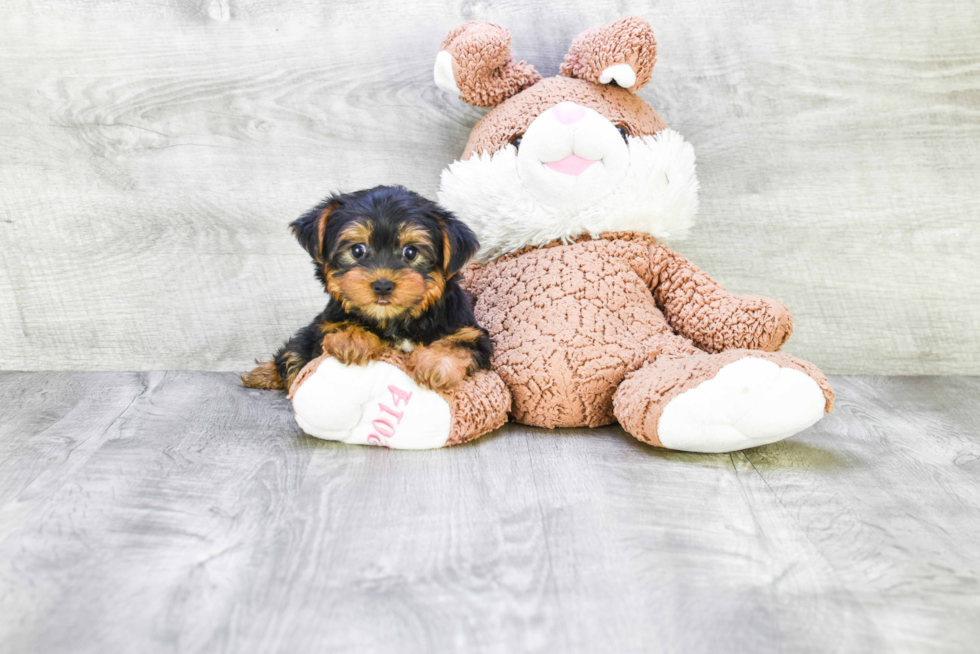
[409,346,472,392]
[329,344,380,366]
[322,328,384,366]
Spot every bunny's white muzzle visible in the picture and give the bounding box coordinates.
[517,102,630,209]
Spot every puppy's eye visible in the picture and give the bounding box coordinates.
[510,135,523,150]
[617,126,630,142]
[350,244,366,259]
[402,245,419,261]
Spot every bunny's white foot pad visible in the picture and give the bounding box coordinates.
[657,357,826,453]
[291,358,452,449]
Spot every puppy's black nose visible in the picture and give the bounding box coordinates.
[371,279,395,296]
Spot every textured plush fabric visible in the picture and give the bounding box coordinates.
[287,353,325,402]
[290,350,511,447]
[647,244,794,353]
[433,16,834,450]
[560,16,658,93]
[613,349,835,447]
[443,368,511,445]
[461,77,667,160]
[441,129,699,262]
[439,22,541,109]
[461,233,833,431]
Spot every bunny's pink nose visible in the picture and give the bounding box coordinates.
[551,101,586,125]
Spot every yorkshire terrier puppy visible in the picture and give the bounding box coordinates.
[242,185,492,393]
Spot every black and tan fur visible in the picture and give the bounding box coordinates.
[241,186,492,393]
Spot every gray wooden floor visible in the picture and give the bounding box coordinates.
[0,373,978,653]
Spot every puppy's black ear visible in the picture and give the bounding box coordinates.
[436,208,480,276]
[289,198,340,262]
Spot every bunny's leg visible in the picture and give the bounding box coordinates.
[288,353,510,449]
[613,348,834,453]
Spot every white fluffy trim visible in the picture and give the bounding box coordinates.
[438,129,699,263]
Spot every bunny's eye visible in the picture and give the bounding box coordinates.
[617,126,630,142]
[511,135,523,150]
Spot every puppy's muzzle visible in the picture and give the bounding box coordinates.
[371,278,395,304]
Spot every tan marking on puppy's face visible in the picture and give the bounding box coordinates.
[333,222,374,260]
[324,215,449,324]
[413,269,446,317]
[323,222,375,291]
[398,225,433,249]
[338,267,428,322]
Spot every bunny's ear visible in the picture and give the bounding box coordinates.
[559,16,657,93]
[434,21,542,108]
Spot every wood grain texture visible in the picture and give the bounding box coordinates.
[0,372,978,652]
[0,0,978,373]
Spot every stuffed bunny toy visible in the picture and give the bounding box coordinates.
[289,16,833,452]
[432,16,835,452]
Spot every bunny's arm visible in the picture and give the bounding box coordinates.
[645,242,794,353]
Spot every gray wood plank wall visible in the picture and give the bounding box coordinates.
[1,0,978,373]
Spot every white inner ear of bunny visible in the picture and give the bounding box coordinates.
[599,63,637,90]
[438,127,699,263]
[434,50,460,95]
